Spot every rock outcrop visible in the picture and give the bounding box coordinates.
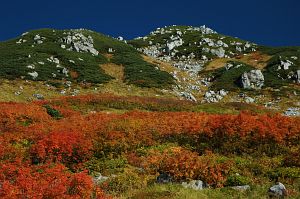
[60,31,99,56]
[240,70,264,89]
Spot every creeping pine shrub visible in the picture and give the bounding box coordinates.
[43,105,63,119]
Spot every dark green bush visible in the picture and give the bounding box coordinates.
[43,105,63,119]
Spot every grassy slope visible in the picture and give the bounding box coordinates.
[0,28,174,88]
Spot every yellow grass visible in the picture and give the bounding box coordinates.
[205,52,272,71]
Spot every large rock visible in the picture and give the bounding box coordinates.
[61,32,99,56]
[268,182,287,198]
[182,180,207,191]
[240,70,264,89]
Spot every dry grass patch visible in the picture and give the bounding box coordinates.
[100,63,124,81]
[205,52,272,71]
[236,52,272,69]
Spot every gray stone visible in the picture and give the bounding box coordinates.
[245,97,255,103]
[28,71,38,79]
[240,70,264,89]
[33,94,44,100]
[182,180,206,191]
[284,107,300,116]
[268,182,287,198]
[280,60,293,70]
[180,92,197,102]
[219,89,228,96]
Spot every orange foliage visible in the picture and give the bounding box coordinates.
[0,161,108,199]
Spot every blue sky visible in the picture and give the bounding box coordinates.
[1,0,299,46]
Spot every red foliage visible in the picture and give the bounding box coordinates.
[131,147,232,187]
[31,131,93,167]
[0,96,299,192]
[0,161,109,199]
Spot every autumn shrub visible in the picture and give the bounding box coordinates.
[0,161,109,199]
[134,147,233,187]
[30,131,93,168]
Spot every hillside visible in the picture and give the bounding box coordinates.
[0,28,174,87]
[129,25,300,114]
[0,26,299,115]
[0,26,299,199]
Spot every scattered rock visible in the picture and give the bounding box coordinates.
[180,92,197,102]
[28,71,38,79]
[32,94,44,100]
[279,60,293,70]
[245,97,255,103]
[34,34,45,44]
[182,180,207,191]
[284,107,300,116]
[14,91,22,96]
[47,56,60,64]
[204,90,228,103]
[16,38,27,44]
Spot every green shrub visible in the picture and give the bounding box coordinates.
[85,157,128,175]
[112,52,174,88]
[267,167,300,181]
[100,168,153,194]
[43,105,63,119]
[225,174,251,186]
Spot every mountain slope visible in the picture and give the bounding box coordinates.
[0,28,174,88]
[0,26,299,115]
[129,25,300,109]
